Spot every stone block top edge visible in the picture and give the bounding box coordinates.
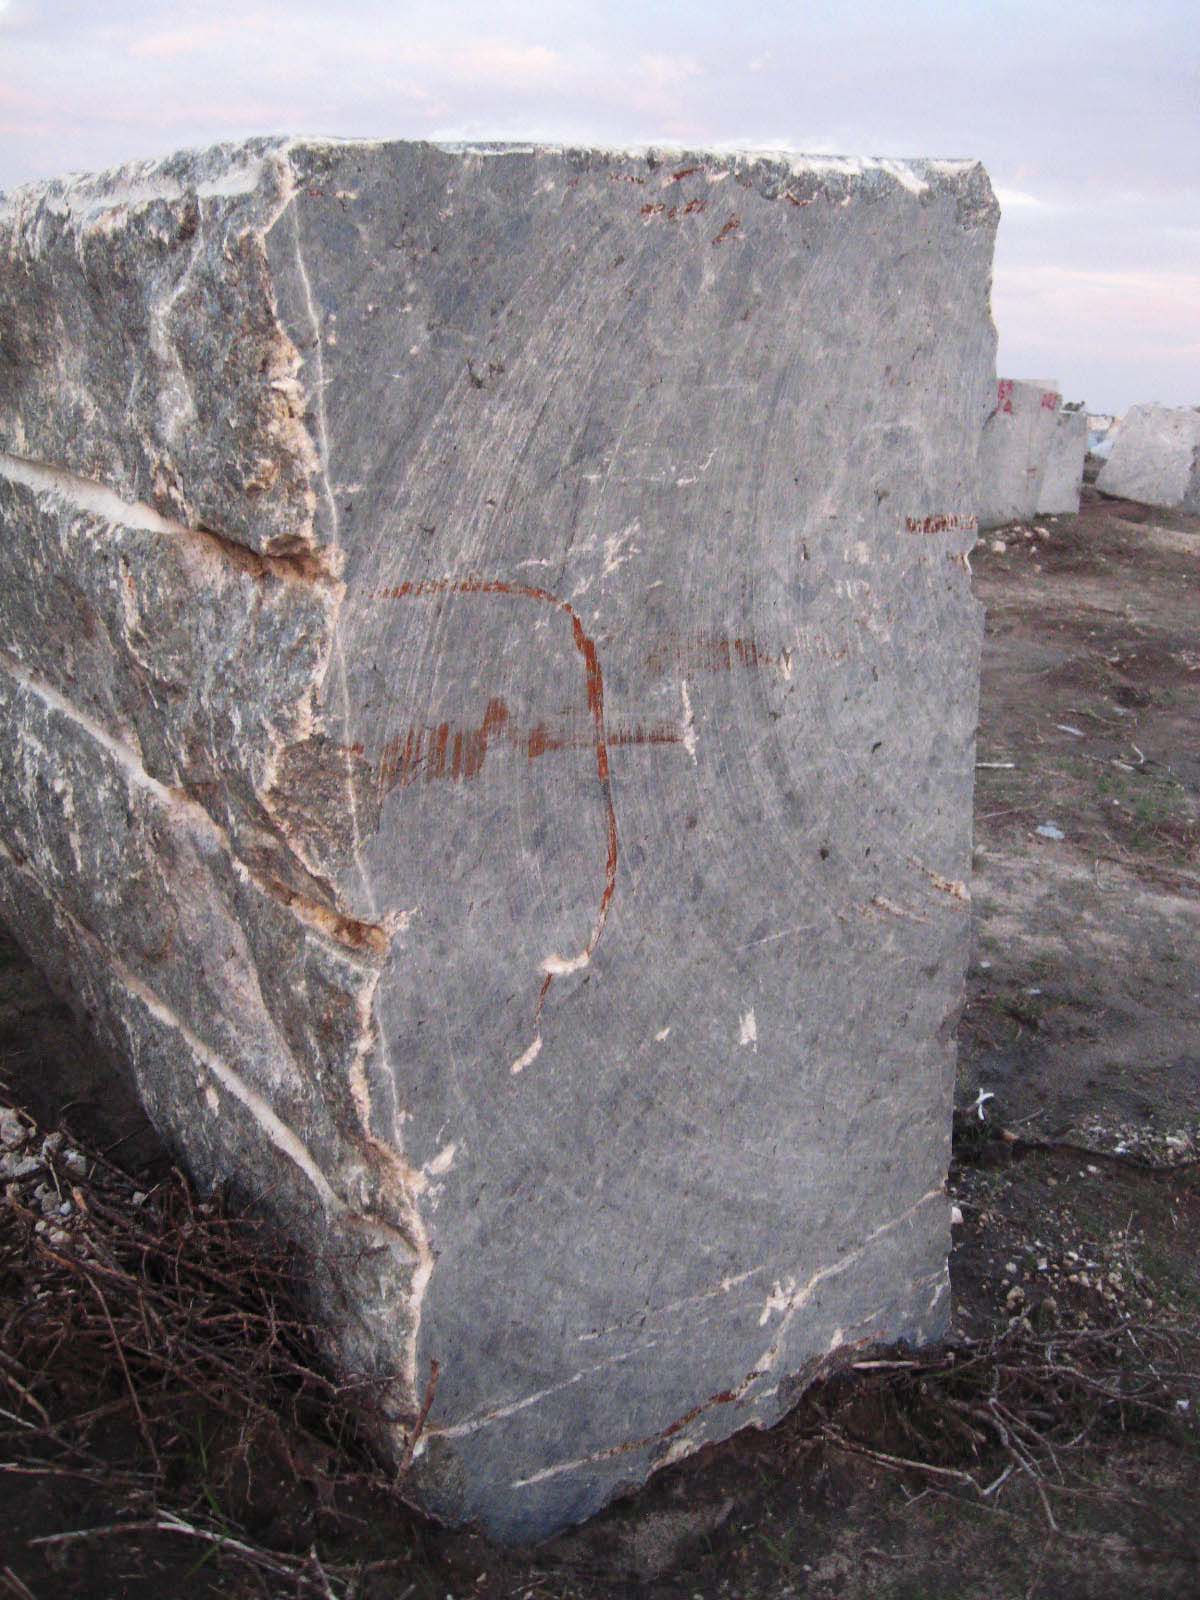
[1122,402,1200,418]
[1,133,994,221]
[0,135,293,220]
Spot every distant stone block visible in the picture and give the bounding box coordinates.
[1097,404,1200,513]
[978,379,1061,528]
[1037,405,1087,516]
[0,138,997,1540]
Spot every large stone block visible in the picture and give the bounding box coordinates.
[1097,404,1200,513]
[978,378,1061,528]
[0,139,997,1540]
[1037,404,1087,516]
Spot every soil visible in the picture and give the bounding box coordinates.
[2,484,1198,1598]
[964,488,1200,1155]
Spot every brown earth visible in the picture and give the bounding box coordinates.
[1,484,1198,1598]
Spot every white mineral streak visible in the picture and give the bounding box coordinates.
[577,1263,767,1343]
[434,1340,660,1441]
[511,1186,945,1491]
[426,1142,458,1178]
[751,1187,945,1377]
[1,451,212,545]
[510,1034,544,1075]
[739,1009,758,1050]
[680,679,698,761]
[541,951,590,976]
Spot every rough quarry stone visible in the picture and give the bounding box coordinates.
[0,139,997,1541]
[1097,404,1200,513]
[1037,403,1087,516]
[978,378,1061,528]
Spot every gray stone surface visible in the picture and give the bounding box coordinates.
[1097,403,1200,512]
[1037,404,1087,516]
[0,139,997,1541]
[978,378,1061,528]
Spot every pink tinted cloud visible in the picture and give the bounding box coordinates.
[130,13,272,60]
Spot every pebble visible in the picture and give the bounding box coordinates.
[0,1109,28,1149]
[1,1153,43,1181]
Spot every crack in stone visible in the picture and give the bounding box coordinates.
[0,451,341,589]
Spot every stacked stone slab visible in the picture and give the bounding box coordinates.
[1097,404,1200,513]
[0,139,997,1540]
[978,378,1066,527]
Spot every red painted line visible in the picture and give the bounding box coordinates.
[376,577,621,1030]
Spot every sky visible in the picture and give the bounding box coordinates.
[1,0,1196,415]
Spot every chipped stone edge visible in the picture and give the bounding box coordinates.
[0,135,990,219]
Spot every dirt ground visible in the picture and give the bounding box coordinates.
[2,483,1198,1598]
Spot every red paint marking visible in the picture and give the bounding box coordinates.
[642,197,709,222]
[670,164,702,182]
[607,723,684,749]
[996,378,1014,416]
[1041,390,1061,411]
[429,722,449,780]
[643,632,789,676]
[712,214,741,245]
[904,513,978,534]
[376,578,620,1030]
[382,712,681,787]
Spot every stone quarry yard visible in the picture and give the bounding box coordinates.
[1,483,1197,1598]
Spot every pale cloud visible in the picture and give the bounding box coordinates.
[632,52,703,94]
[1,0,1196,411]
[994,187,1052,211]
[130,18,271,61]
[994,262,1200,408]
[997,263,1200,316]
[393,38,565,94]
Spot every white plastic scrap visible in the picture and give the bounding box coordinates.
[972,1088,995,1122]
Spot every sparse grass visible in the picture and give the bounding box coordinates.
[1096,767,1198,858]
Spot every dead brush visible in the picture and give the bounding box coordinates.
[795,1318,1200,1560]
[0,1099,415,1596]
[4,1091,1199,1593]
